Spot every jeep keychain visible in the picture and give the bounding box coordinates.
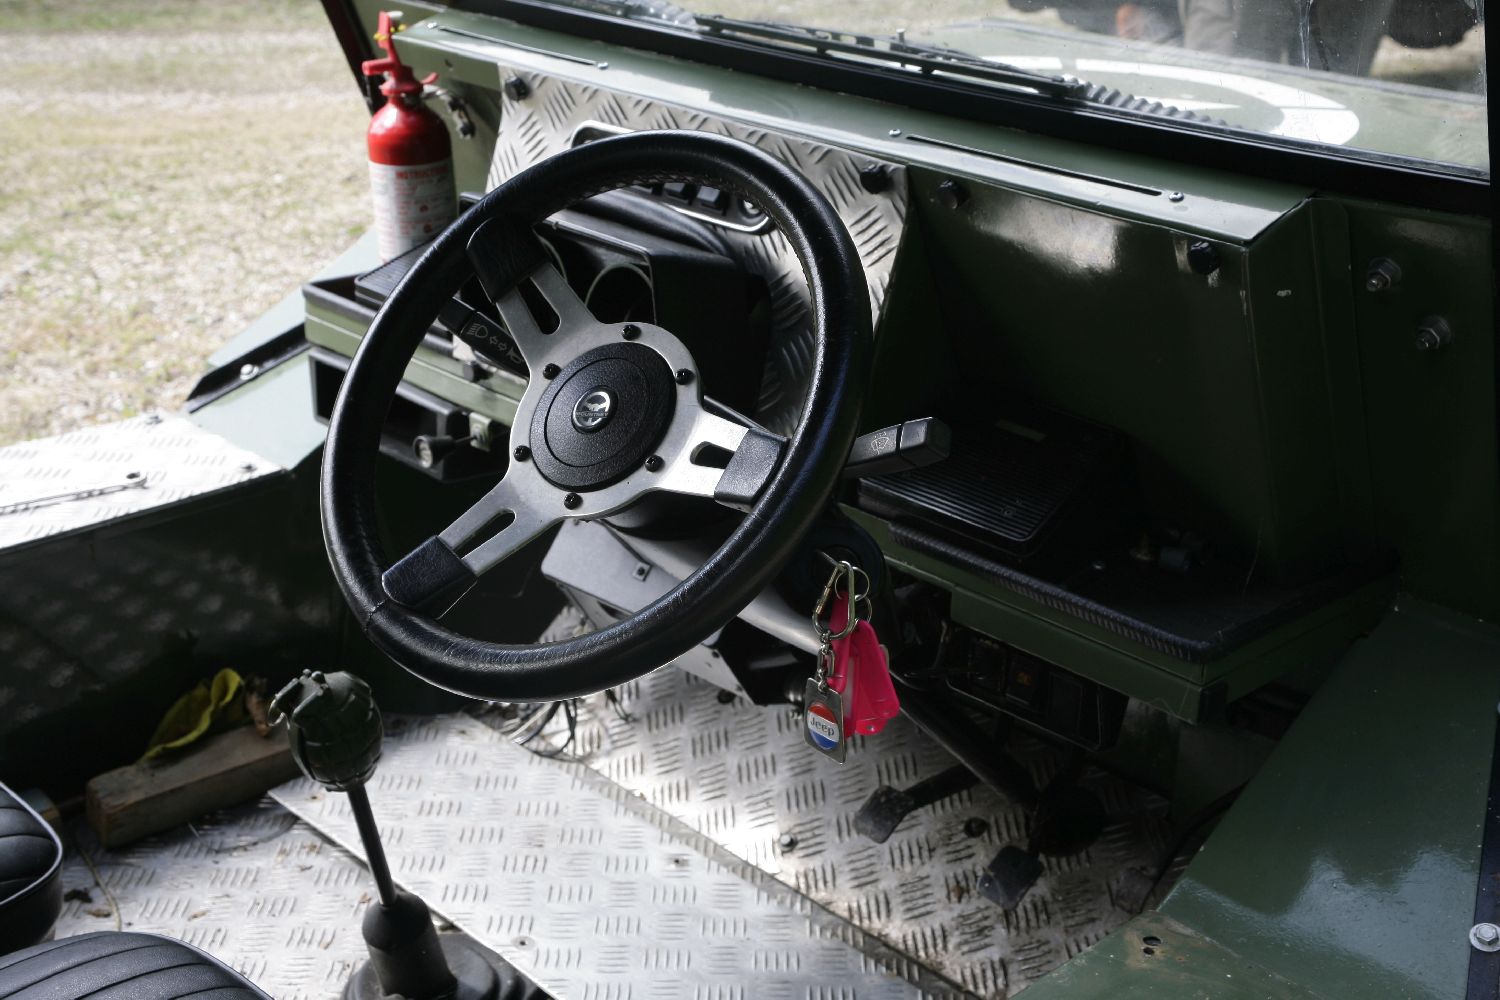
[803,560,860,762]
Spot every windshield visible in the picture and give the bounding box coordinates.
[672,0,1489,173]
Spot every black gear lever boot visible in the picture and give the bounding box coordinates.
[272,670,507,1000]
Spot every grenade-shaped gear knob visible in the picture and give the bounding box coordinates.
[271,670,383,791]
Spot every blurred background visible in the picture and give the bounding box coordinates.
[0,1,367,446]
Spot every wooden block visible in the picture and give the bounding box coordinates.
[85,725,299,849]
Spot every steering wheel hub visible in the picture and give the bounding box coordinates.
[531,341,677,490]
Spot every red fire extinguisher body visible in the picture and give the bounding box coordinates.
[362,12,457,261]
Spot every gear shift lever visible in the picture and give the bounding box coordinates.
[271,670,505,1000]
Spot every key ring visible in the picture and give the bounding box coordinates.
[812,559,860,642]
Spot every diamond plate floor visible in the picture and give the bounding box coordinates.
[497,672,1173,997]
[53,797,376,1000]
[272,715,959,999]
[0,412,277,550]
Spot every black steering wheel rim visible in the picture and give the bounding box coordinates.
[321,130,871,702]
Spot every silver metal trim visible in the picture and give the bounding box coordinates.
[433,260,753,577]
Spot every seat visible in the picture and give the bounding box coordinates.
[0,932,270,999]
[0,782,61,954]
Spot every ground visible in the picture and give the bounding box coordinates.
[0,1,1484,447]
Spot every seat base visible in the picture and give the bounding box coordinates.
[0,932,267,999]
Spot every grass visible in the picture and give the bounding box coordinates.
[0,1,370,445]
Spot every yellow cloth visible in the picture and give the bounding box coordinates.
[142,668,247,761]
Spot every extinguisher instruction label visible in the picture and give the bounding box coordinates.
[369,159,456,261]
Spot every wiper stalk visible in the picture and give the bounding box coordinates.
[694,15,1087,99]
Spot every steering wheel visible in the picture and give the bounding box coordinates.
[321,130,871,702]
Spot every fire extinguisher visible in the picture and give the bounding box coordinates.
[361,11,457,262]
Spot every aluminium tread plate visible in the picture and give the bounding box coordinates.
[0,412,278,551]
[272,714,957,999]
[501,669,1173,997]
[52,797,375,1000]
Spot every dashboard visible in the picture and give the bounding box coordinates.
[302,3,1495,742]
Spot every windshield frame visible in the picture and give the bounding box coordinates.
[443,0,1490,214]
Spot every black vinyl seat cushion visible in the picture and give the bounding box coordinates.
[0,783,61,954]
[0,932,269,999]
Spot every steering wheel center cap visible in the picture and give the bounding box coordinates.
[572,388,615,432]
[530,341,677,491]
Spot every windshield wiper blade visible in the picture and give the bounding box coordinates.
[694,15,1087,99]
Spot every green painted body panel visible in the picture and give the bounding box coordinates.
[1158,602,1500,998]
[304,295,526,425]
[847,506,1393,721]
[1018,912,1324,999]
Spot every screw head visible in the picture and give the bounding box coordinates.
[888,128,903,137]
[1472,923,1500,951]
[674,369,694,385]
[1167,191,1186,203]
[513,445,530,462]
[622,324,641,340]
[542,363,561,379]
[777,832,798,851]
[563,492,582,510]
[963,818,989,838]
[644,455,664,472]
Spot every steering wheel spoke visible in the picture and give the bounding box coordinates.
[466,220,594,370]
[381,470,560,616]
[655,402,787,509]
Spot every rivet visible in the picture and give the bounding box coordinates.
[513,445,530,462]
[622,324,641,340]
[542,363,561,379]
[644,455,663,472]
[563,492,582,510]
[674,369,694,385]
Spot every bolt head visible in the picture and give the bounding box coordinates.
[859,163,890,194]
[502,76,530,101]
[644,455,664,472]
[622,324,641,340]
[513,445,530,462]
[674,369,694,385]
[563,492,582,510]
[1472,923,1500,951]
[937,178,968,211]
[1415,316,1452,352]
[1365,257,1401,293]
[542,363,561,379]
[1187,240,1221,276]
